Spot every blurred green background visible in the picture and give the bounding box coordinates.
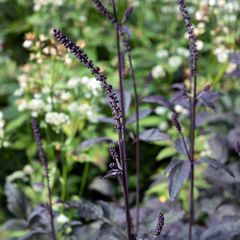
[0,0,240,238]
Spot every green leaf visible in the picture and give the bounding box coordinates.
[156,147,176,161]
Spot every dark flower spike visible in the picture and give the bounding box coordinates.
[109,144,122,170]
[172,113,182,133]
[177,0,198,77]
[31,118,49,177]
[53,29,122,129]
[153,212,165,239]
[31,118,57,240]
[122,6,134,24]
[92,0,117,24]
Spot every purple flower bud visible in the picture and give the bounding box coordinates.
[235,141,240,156]
[154,212,165,237]
[172,113,182,133]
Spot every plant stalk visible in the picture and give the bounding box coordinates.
[122,34,141,234]
[111,1,132,239]
[188,74,197,240]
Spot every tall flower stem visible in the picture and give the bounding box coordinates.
[31,119,57,240]
[111,2,132,238]
[53,29,132,239]
[122,34,141,233]
[177,1,198,239]
[188,74,197,240]
[111,0,128,169]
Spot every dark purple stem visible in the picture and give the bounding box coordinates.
[177,1,198,239]
[111,1,132,239]
[122,34,141,234]
[31,118,57,240]
[53,28,132,240]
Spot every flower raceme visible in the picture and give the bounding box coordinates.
[53,29,122,129]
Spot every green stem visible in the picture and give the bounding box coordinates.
[79,161,90,198]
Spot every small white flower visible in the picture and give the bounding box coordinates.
[152,65,166,79]
[214,47,229,63]
[177,47,190,58]
[79,15,87,23]
[155,106,167,115]
[23,165,33,174]
[28,99,44,111]
[156,49,169,59]
[45,112,70,126]
[60,91,71,101]
[23,40,33,49]
[168,56,182,68]
[14,88,24,97]
[31,112,39,117]
[196,40,204,50]
[57,214,69,224]
[17,99,28,112]
[67,77,81,88]
[86,78,101,96]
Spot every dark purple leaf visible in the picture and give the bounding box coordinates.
[141,95,172,109]
[226,66,240,78]
[197,89,222,110]
[122,6,134,24]
[198,157,235,178]
[165,159,183,174]
[167,160,190,201]
[139,128,169,142]
[170,87,188,101]
[5,181,29,219]
[127,109,152,124]
[80,137,113,148]
[227,128,240,150]
[77,200,103,221]
[102,169,122,179]
[170,91,190,110]
[235,141,240,156]
[174,138,189,157]
[2,219,28,231]
[196,112,208,127]
[172,83,187,91]
[228,52,240,64]
[209,135,228,163]
[115,90,132,114]
[97,117,115,125]
[28,205,51,229]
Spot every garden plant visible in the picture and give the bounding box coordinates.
[0,0,240,240]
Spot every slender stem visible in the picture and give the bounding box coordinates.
[111,0,127,162]
[180,132,191,162]
[46,171,57,240]
[123,34,141,234]
[79,161,90,198]
[188,74,197,240]
[111,1,132,239]
[118,128,132,240]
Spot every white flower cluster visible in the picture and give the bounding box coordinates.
[214,46,229,63]
[67,76,101,96]
[152,65,166,79]
[17,96,52,117]
[33,0,64,11]
[45,112,70,127]
[68,101,97,121]
[0,112,8,148]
